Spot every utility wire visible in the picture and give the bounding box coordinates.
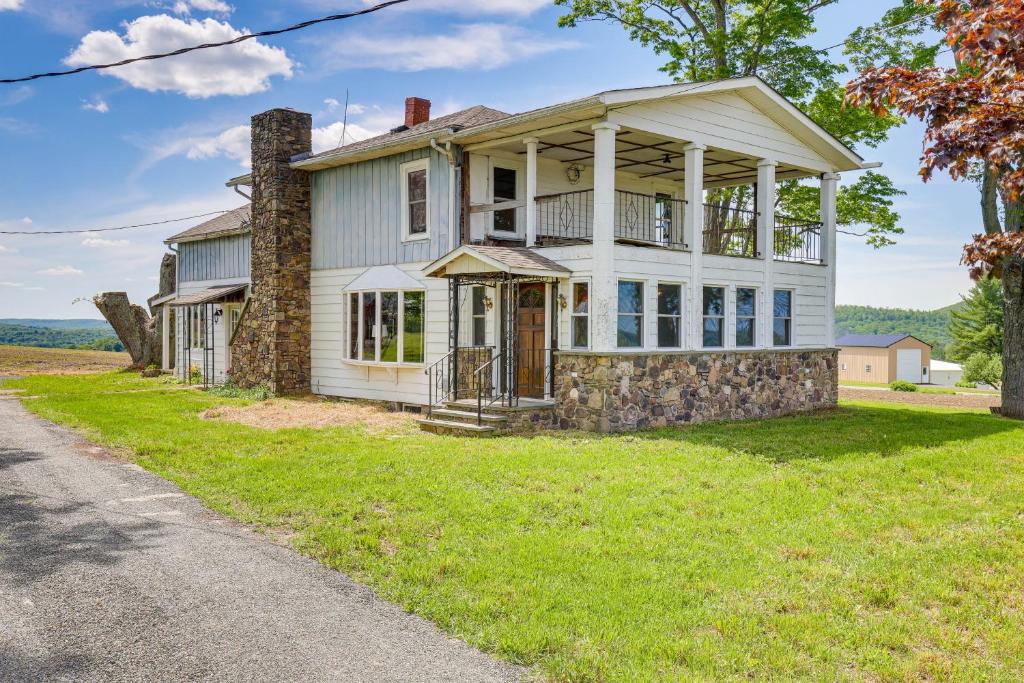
[0,0,411,85]
[812,13,936,54]
[0,210,233,235]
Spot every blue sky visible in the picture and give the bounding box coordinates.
[0,0,980,318]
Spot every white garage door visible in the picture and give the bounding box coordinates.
[896,349,923,383]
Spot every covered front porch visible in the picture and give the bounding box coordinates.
[422,245,570,422]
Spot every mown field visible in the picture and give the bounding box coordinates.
[0,344,130,376]
[7,372,1024,682]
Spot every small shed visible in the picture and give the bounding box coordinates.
[837,334,933,384]
[929,359,964,387]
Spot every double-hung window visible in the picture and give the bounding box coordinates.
[657,283,682,348]
[401,159,429,240]
[736,287,757,347]
[347,290,426,364]
[702,286,725,348]
[471,286,487,346]
[773,289,793,346]
[617,281,644,348]
[493,167,517,232]
[571,281,589,348]
[189,306,206,349]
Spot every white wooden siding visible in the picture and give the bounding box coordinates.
[311,147,455,270]
[173,276,248,383]
[311,263,447,404]
[178,234,250,283]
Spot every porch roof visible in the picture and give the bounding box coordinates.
[169,284,247,306]
[424,245,571,279]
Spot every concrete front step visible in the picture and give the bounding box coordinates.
[416,418,497,436]
[428,408,509,425]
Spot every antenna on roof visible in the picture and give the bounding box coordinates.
[336,89,349,149]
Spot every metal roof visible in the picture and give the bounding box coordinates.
[424,245,571,279]
[170,284,247,306]
[836,333,931,349]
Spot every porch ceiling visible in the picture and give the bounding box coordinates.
[486,127,817,187]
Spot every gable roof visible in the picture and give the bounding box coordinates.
[165,205,250,244]
[292,76,866,174]
[836,333,932,349]
[424,245,571,279]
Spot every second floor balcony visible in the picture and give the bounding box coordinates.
[532,188,823,263]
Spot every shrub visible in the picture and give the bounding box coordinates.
[963,352,1002,389]
[889,380,918,392]
[188,365,203,384]
[955,380,977,389]
[207,381,272,401]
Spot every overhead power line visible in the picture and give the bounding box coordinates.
[812,13,936,54]
[0,210,233,235]
[0,0,410,85]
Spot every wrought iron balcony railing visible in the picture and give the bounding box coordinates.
[702,204,758,258]
[774,217,823,264]
[536,189,687,249]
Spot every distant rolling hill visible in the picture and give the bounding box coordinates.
[0,319,123,352]
[835,303,960,360]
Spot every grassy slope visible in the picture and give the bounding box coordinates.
[0,344,130,375]
[9,373,1024,681]
[835,304,955,357]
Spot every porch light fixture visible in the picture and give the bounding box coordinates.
[565,163,582,185]
[483,295,494,311]
[557,294,568,310]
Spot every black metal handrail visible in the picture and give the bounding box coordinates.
[536,189,687,249]
[475,351,506,426]
[774,217,823,263]
[703,203,758,258]
[424,349,455,419]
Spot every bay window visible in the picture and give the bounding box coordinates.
[346,290,426,364]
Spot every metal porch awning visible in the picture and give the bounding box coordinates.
[169,284,247,306]
[423,245,571,280]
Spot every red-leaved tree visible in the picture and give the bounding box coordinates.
[846,0,1024,418]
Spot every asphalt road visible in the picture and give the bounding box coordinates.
[0,394,523,682]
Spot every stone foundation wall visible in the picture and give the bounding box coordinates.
[553,349,838,432]
[230,108,312,394]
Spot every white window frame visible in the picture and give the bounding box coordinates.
[400,158,430,242]
[656,281,684,349]
[616,279,646,350]
[735,286,758,348]
[488,155,525,238]
[569,278,591,350]
[702,285,726,349]
[772,288,794,348]
[344,288,426,366]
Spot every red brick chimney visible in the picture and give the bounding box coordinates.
[405,97,431,127]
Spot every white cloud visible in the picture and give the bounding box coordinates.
[82,97,110,113]
[82,233,130,248]
[0,244,11,252]
[356,0,551,16]
[324,97,340,112]
[20,217,31,224]
[65,15,293,98]
[182,123,252,167]
[174,0,233,14]
[0,0,24,11]
[1,86,32,107]
[318,24,578,72]
[0,281,44,291]
[38,265,84,276]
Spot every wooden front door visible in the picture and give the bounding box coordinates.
[516,283,547,398]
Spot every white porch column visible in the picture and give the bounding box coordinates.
[683,143,705,350]
[756,159,777,347]
[590,121,620,352]
[821,172,840,347]
[161,305,171,371]
[524,137,538,247]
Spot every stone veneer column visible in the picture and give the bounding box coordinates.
[230,108,313,394]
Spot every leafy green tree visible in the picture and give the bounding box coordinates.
[963,352,1002,390]
[554,0,939,247]
[949,279,1003,361]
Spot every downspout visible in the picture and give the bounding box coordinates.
[431,135,458,252]
[233,185,252,201]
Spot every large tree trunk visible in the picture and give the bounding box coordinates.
[1002,258,1024,418]
[94,292,159,368]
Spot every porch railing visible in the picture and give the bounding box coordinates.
[774,217,823,264]
[536,190,687,249]
[425,349,455,419]
[703,204,758,258]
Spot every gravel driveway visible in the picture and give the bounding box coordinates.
[0,395,522,682]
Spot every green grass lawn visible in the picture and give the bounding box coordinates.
[839,380,998,396]
[8,372,1024,681]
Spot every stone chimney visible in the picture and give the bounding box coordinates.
[230,108,313,394]
[405,97,431,127]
